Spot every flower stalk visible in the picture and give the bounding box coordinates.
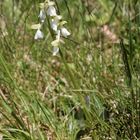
[32,0,71,56]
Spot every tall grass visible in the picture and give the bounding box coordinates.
[0,0,140,139]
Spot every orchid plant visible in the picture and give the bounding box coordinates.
[32,0,71,56]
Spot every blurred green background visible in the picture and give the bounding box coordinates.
[0,0,140,139]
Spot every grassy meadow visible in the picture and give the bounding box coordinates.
[0,0,140,139]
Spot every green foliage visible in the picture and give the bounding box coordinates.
[0,0,140,139]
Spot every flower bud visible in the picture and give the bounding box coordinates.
[53,46,59,56]
[61,27,70,37]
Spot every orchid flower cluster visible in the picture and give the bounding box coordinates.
[32,0,71,56]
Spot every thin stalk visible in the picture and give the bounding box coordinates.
[59,49,79,89]
[63,0,73,22]
[108,0,118,24]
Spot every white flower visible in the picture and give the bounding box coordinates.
[38,9,46,23]
[50,15,62,32]
[47,6,57,17]
[51,30,62,47]
[61,27,70,37]
[50,19,58,32]
[34,29,44,40]
[53,46,59,56]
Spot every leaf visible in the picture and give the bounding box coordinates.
[31,24,41,30]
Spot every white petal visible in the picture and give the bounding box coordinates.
[50,19,58,32]
[47,6,57,17]
[61,27,71,37]
[53,47,59,56]
[31,23,41,30]
[50,16,62,32]
[34,29,44,40]
[38,10,46,23]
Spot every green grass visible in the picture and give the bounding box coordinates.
[0,0,140,139]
